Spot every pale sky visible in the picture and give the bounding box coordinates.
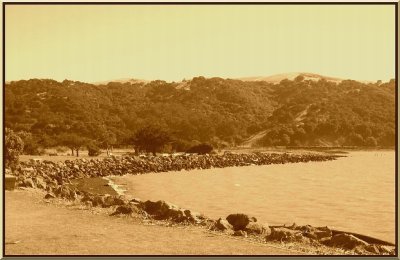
[5,4,396,83]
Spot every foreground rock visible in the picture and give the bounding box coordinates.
[226,213,257,231]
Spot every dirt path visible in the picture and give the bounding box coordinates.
[5,189,300,255]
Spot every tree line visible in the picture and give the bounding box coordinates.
[4,76,395,156]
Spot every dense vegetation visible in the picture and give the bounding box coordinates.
[5,75,395,155]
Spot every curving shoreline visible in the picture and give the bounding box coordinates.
[7,152,396,255]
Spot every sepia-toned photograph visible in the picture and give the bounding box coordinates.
[2,2,397,256]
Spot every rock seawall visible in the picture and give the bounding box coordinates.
[8,152,395,255]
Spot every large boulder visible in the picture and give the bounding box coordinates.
[245,222,271,235]
[142,200,184,221]
[211,218,234,233]
[327,233,369,250]
[226,213,257,231]
[267,227,304,242]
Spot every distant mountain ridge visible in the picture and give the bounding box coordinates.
[92,78,150,85]
[94,72,372,85]
[238,72,345,84]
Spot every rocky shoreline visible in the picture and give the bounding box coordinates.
[7,152,396,255]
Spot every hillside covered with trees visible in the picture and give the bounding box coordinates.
[5,75,395,155]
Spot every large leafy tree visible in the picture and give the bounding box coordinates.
[132,125,171,155]
[58,133,88,157]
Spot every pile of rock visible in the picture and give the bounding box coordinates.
[208,214,394,255]
[211,213,270,238]
[12,152,339,192]
[265,223,395,255]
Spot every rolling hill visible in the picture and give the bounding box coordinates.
[4,74,395,153]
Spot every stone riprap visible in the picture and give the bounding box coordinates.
[12,152,339,190]
[7,152,395,255]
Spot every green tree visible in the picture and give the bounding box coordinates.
[132,125,171,155]
[5,128,24,170]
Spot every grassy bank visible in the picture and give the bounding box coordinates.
[5,189,303,255]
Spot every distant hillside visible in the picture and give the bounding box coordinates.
[92,78,150,85]
[5,75,395,153]
[239,72,345,84]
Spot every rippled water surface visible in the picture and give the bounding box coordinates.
[113,151,395,242]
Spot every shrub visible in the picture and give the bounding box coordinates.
[186,143,213,154]
[87,143,101,157]
[5,128,24,170]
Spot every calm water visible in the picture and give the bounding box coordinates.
[112,151,395,243]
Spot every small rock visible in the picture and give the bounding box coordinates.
[233,230,247,237]
[377,245,394,255]
[314,229,332,240]
[35,177,47,190]
[103,195,126,207]
[267,227,304,242]
[295,224,316,233]
[92,195,105,207]
[184,209,204,223]
[44,193,56,199]
[23,178,35,188]
[110,205,138,216]
[130,198,141,203]
[363,244,380,254]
